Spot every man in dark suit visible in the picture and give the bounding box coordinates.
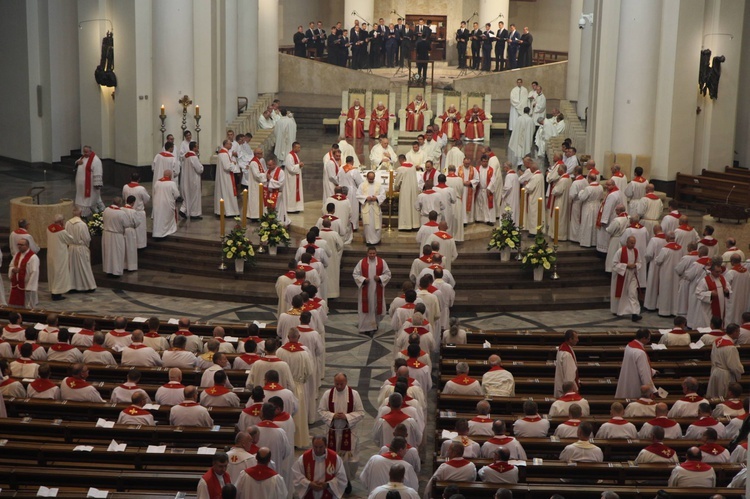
[470,22,482,70]
[293,26,308,58]
[519,26,534,68]
[339,29,351,68]
[315,21,326,58]
[415,32,430,81]
[456,21,470,69]
[507,23,520,69]
[327,27,339,65]
[385,23,400,68]
[395,18,405,64]
[401,22,414,68]
[480,23,495,71]
[494,21,509,71]
[350,25,364,69]
[416,18,432,40]
[305,22,316,56]
[369,23,383,69]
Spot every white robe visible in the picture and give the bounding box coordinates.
[235,468,288,499]
[291,451,348,499]
[610,247,642,316]
[265,167,289,225]
[414,192,445,225]
[75,154,103,216]
[102,206,134,276]
[426,232,458,270]
[559,441,604,463]
[652,243,680,316]
[615,341,655,398]
[675,227,699,255]
[214,150,240,216]
[509,85,529,131]
[619,225,649,284]
[122,207,139,271]
[318,229,343,299]
[274,116,297,162]
[508,114,534,166]
[322,155,340,202]
[179,153,203,218]
[694,274,732,329]
[337,167,364,232]
[360,454,419,492]
[318,387,365,480]
[358,181,386,244]
[445,176,465,241]
[567,176,588,243]
[152,152,178,186]
[424,460,477,499]
[604,215,630,272]
[276,346,313,446]
[597,189,626,253]
[246,157,267,219]
[152,178,180,238]
[445,147,465,173]
[64,217,96,291]
[553,348,578,398]
[369,144,397,169]
[643,236,668,310]
[395,165,421,230]
[475,167,499,223]
[405,149,425,169]
[122,183,150,247]
[725,267,750,325]
[706,340,744,398]
[549,175,572,241]
[523,172,544,233]
[500,171,521,226]
[459,166,479,224]
[284,151,304,212]
[338,140,360,168]
[353,257,392,332]
[577,183,603,247]
[667,464,716,488]
[46,225,73,294]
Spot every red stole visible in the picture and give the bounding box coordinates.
[290,151,302,202]
[732,264,748,274]
[704,275,728,318]
[251,156,266,174]
[65,377,91,389]
[647,417,678,428]
[201,468,231,499]
[360,257,384,315]
[265,167,283,207]
[381,408,410,427]
[480,167,494,209]
[445,458,471,468]
[664,242,682,251]
[29,378,56,392]
[488,462,515,473]
[627,339,650,368]
[219,149,237,196]
[327,387,354,452]
[558,392,582,402]
[450,374,476,386]
[9,250,34,306]
[48,223,64,233]
[699,237,718,247]
[680,461,712,472]
[50,343,76,352]
[558,342,578,387]
[644,443,675,459]
[302,449,338,499]
[84,153,96,196]
[424,169,437,184]
[615,247,638,298]
[244,464,278,481]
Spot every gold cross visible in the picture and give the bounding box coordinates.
[269,383,277,389]
[289,345,296,351]
[251,408,260,416]
[209,387,217,394]
[462,377,472,384]
[128,408,138,414]
[413,361,421,368]
[69,381,76,388]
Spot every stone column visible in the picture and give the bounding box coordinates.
[152,0,194,151]
[225,0,238,122]
[478,0,509,29]
[257,0,278,94]
[237,0,258,105]
[610,0,662,171]
[577,0,595,119]
[345,0,374,29]
[566,0,583,102]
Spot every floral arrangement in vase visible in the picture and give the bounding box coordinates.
[521,226,557,270]
[487,206,521,252]
[256,209,290,248]
[223,217,255,261]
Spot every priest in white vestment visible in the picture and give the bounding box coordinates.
[426,223,457,270]
[179,142,204,219]
[604,206,629,272]
[264,159,289,225]
[65,208,96,292]
[247,149,267,220]
[102,198,135,277]
[445,141,465,173]
[694,263,732,329]
[405,141,425,169]
[675,246,702,315]
[706,327,744,398]
[234,448,288,499]
[152,170,181,238]
[474,156,499,223]
[415,182,446,226]
[508,107,534,166]
[559,423,604,463]
[46,215,73,299]
[458,159,479,224]
[523,165,544,234]
[337,159,364,233]
[619,215,649,285]
[596,181,626,253]
[121,173,150,247]
[499,164,521,226]
[322,149,341,203]
[549,165,572,241]
[654,234,682,316]
[554,331,579,398]
[610,237,642,320]
[291,437,348,499]
[276,330,313,447]
[639,185,664,236]
[318,373,365,487]
[121,202,139,271]
[724,254,750,325]
[284,142,305,212]
[273,110,297,162]
[358,172,386,245]
[318,220,344,299]
[424,441,477,499]
[215,141,240,216]
[509,79,529,131]
[74,146,104,216]
[643,227,667,310]
[615,329,656,398]
[353,248,392,334]
[370,136,397,170]
[444,167,466,241]
[394,157,421,230]
[152,143,179,191]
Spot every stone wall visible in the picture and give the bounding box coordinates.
[278,53,396,97]
[453,61,567,100]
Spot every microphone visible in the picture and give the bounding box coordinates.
[726,184,735,204]
[351,10,356,16]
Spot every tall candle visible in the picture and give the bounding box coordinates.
[195,105,200,117]
[554,206,560,245]
[160,104,165,116]
[259,183,264,217]
[537,197,543,228]
[241,189,248,229]
[220,198,225,237]
[519,188,526,228]
[388,170,394,197]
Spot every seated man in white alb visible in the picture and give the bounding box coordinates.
[684,402,726,439]
[699,427,730,463]
[595,402,638,439]
[638,402,684,440]
[713,382,746,418]
[82,332,117,366]
[46,329,84,364]
[169,385,214,427]
[668,447,716,488]
[110,370,151,405]
[624,384,658,418]
[513,400,550,437]
[548,381,590,417]
[553,403,585,439]
[442,361,482,396]
[439,419,480,458]
[668,377,708,418]
[423,441,477,499]
[480,419,527,460]
[26,364,60,400]
[155,368,186,406]
[481,354,515,397]
[559,422,604,463]
[371,393,422,449]
[60,363,104,403]
[10,343,40,378]
[120,329,163,367]
[116,391,156,426]
[477,447,519,484]
[103,317,132,350]
[162,335,198,369]
[634,426,679,464]
[658,315,691,346]
[468,400,494,436]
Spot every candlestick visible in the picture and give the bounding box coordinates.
[519,188,526,229]
[241,189,248,229]
[554,206,560,245]
[159,105,167,146]
[160,104,165,117]
[195,105,200,117]
[537,197,543,229]
[259,183,264,217]
[220,198,225,237]
[388,170,394,197]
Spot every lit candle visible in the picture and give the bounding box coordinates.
[259,183,264,217]
[519,188,526,229]
[241,189,248,229]
[220,198,225,237]
[195,105,200,117]
[554,206,560,245]
[537,197,543,228]
[388,170,394,197]
[160,104,165,116]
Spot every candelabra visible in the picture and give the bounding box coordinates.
[219,236,227,270]
[550,244,560,280]
[179,94,193,135]
[194,105,202,145]
[159,105,166,145]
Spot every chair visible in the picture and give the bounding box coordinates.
[462,91,492,143]
[398,85,433,136]
[369,89,396,140]
[434,90,463,132]
[339,88,370,139]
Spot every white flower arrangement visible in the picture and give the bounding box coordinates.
[223,217,255,261]
[256,209,291,248]
[521,225,557,270]
[487,206,521,251]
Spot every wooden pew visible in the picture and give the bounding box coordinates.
[432,483,744,499]
[702,168,750,184]
[726,165,750,176]
[0,417,236,446]
[452,329,704,346]
[0,492,195,499]
[673,172,750,209]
